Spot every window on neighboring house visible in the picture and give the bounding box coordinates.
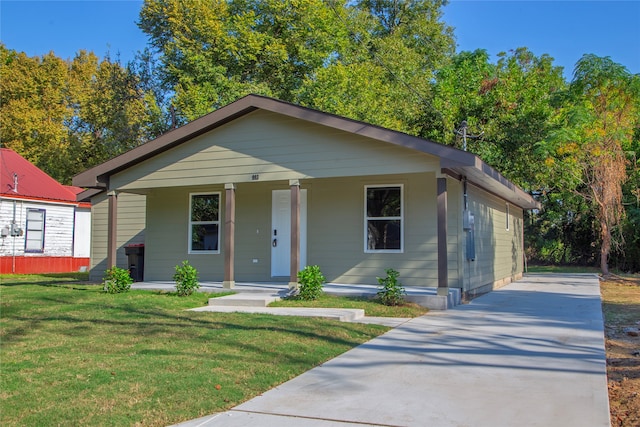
[365,185,403,252]
[25,208,45,253]
[189,193,220,253]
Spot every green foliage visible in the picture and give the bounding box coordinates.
[422,47,566,188]
[296,265,326,300]
[102,267,133,293]
[538,54,639,274]
[139,0,455,126]
[525,190,598,267]
[173,261,200,296]
[0,44,164,184]
[376,268,406,306]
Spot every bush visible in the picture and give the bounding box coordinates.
[103,267,133,294]
[376,268,406,306]
[296,265,326,300]
[173,261,199,296]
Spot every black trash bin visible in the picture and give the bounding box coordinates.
[125,244,145,282]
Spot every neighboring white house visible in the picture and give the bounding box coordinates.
[0,148,91,274]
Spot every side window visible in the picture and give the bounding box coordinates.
[189,193,220,253]
[365,185,403,252]
[506,203,510,231]
[25,208,45,253]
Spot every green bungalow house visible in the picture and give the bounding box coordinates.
[73,95,539,301]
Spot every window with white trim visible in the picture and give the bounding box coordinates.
[189,193,220,253]
[25,208,45,253]
[365,185,403,252]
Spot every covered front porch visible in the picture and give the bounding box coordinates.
[105,172,454,297]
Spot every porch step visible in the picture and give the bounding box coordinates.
[193,305,366,322]
[404,288,462,310]
[208,293,281,307]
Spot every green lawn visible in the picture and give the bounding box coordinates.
[526,265,601,274]
[0,274,388,426]
[270,293,429,318]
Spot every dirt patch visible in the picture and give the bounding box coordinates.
[601,275,640,427]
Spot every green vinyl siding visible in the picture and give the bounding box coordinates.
[145,187,224,280]
[89,192,146,281]
[109,110,440,191]
[463,185,524,293]
[144,184,278,281]
[306,173,442,287]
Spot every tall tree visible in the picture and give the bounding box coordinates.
[138,0,351,120]
[0,45,161,183]
[0,46,69,175]
[298,0,454,134]
[138,0,455,128]
[421,47,565,187]
[541,54,640,275]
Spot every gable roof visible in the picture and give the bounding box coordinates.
[72,94,540,209]
[0,148,83,204]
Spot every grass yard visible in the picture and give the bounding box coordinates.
[0,274,388,426]
[269,293,429,318]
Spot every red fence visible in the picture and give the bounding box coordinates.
[0,257,90,274]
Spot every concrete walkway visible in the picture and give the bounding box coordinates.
[172,274,610,427]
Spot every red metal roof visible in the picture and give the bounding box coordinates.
[0,148,80,204]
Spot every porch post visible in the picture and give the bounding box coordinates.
[107,191,118,269]
[437,177,449,296]
[223,183,236,289]
[289,180,301,289]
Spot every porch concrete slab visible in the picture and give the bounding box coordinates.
[131,282,461,309]
[172,273,610,427]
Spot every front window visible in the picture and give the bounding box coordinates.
[25,208,45,253]
[365,185,403,252]
[189,193,220,253]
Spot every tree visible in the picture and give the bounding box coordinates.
[0,45,162,183]
[541,55,640,275]
[297,0,455,134]
[0,46,69,177]
[138,0,350,120]
[138,0,456,128]
[421,47,565,188]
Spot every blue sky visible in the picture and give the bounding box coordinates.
[1,0,639,81]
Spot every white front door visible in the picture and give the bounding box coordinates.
[271,189,307,277]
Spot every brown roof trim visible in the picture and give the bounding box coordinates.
[76,187,104,203]
[72,94,538,209]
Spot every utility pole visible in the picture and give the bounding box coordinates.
[454,120,483,151]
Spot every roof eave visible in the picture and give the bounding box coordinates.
[444,157,540,210]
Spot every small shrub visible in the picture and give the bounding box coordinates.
[103,267,133,294]
[376,268,406,306]
[296,265,326,300]
[173,261,199,296]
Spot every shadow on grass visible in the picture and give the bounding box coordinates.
[0,272,94,287]
[2,286,385,368]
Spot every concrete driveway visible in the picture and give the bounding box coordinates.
[173,273,610,427]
